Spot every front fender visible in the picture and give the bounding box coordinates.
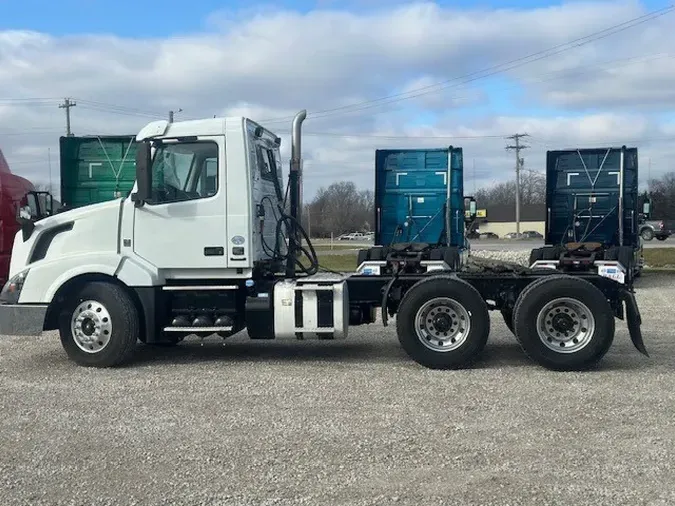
[18,253,160,304]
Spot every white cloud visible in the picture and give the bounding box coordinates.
[1,0,674,199]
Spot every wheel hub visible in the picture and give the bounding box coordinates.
[81,318,96,336]
[432,313,452,333]
[551,313,574,333]
[536,297,595,353]
[71,300,113,353]
[415,297,470,352]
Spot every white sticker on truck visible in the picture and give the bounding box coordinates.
[598,265,625,284]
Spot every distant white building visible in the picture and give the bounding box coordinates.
[473,203,546,238]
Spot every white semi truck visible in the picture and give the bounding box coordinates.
[0,110,647,371]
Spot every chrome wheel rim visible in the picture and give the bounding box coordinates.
[415,297,471,352]
[536,297,595,353]
[71,300,113,353]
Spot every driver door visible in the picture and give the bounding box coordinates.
[133,137,227,271]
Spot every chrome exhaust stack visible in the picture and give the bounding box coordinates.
[286,109,307,277]
[290,109,307,223]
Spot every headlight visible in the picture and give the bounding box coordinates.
[0,269,30,304]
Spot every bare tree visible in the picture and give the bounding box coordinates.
[647,172,675,219]
[304,181,374,237]
[475,171,546,207]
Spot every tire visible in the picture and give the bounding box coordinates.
[58,281,140,367]
[501,307,514,334]
[641,228,654,241]
[396,275,490,369]
[512,275,615,371]
[656,236,667,241]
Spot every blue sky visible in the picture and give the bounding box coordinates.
[1,0,669,36]
[2,0,669,123]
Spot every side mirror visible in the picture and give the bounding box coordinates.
[36,192,53,216]
[131,140,152,206]
[16,193,39,241]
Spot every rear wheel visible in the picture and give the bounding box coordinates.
[656,235,668,241]
[396,276,490,369]
[513,275,615,371]
[641,228,654,241]
[58,281,139,367]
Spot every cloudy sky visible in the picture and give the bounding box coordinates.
[1,0,674,200]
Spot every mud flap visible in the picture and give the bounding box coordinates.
[624,291,648,357]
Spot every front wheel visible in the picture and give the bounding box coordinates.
[656,235,668,241]
[513,275,615,371]
[58,281,140,367]
[396,276,490,369]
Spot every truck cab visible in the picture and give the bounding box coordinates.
[0,116,295,363]
[530,146,643,282]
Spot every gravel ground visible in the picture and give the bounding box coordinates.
[1,272,675,505]
[469,249,531,266]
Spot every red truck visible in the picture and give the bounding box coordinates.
[0,148,38,286]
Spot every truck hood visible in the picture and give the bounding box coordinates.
[9,199,123,278]
[40,198,122,227]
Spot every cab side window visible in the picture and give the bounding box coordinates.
[197,158,218,197]
[257,146,276,182]
[148,141,218,204]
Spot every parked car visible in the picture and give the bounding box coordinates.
[479,232,499,239]
[522,230,543,239]
[639,219,675,241]
[503,232,522,239]
[338,232,367,241]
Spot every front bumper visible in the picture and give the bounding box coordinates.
[0,304,48,336]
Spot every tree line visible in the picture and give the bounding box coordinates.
[473,170,546,207]
[302,181,373,238]
[645,172,675,220]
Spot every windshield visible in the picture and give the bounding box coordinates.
[148,141,219,204]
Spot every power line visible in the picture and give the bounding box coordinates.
[260,5,675,123]
[75,98,165,116]
[276,130,511,140]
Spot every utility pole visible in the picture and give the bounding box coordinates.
[59,98,76,136]
[472,158,476,194]
[307,205,311,239]
[48,148,52,194]
[505,133,529,236]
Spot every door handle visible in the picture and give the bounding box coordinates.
[204,246,224,256]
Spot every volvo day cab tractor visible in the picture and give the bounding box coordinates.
[0,111,647,371]
[356,147,473,274]
[530,147,643,283]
